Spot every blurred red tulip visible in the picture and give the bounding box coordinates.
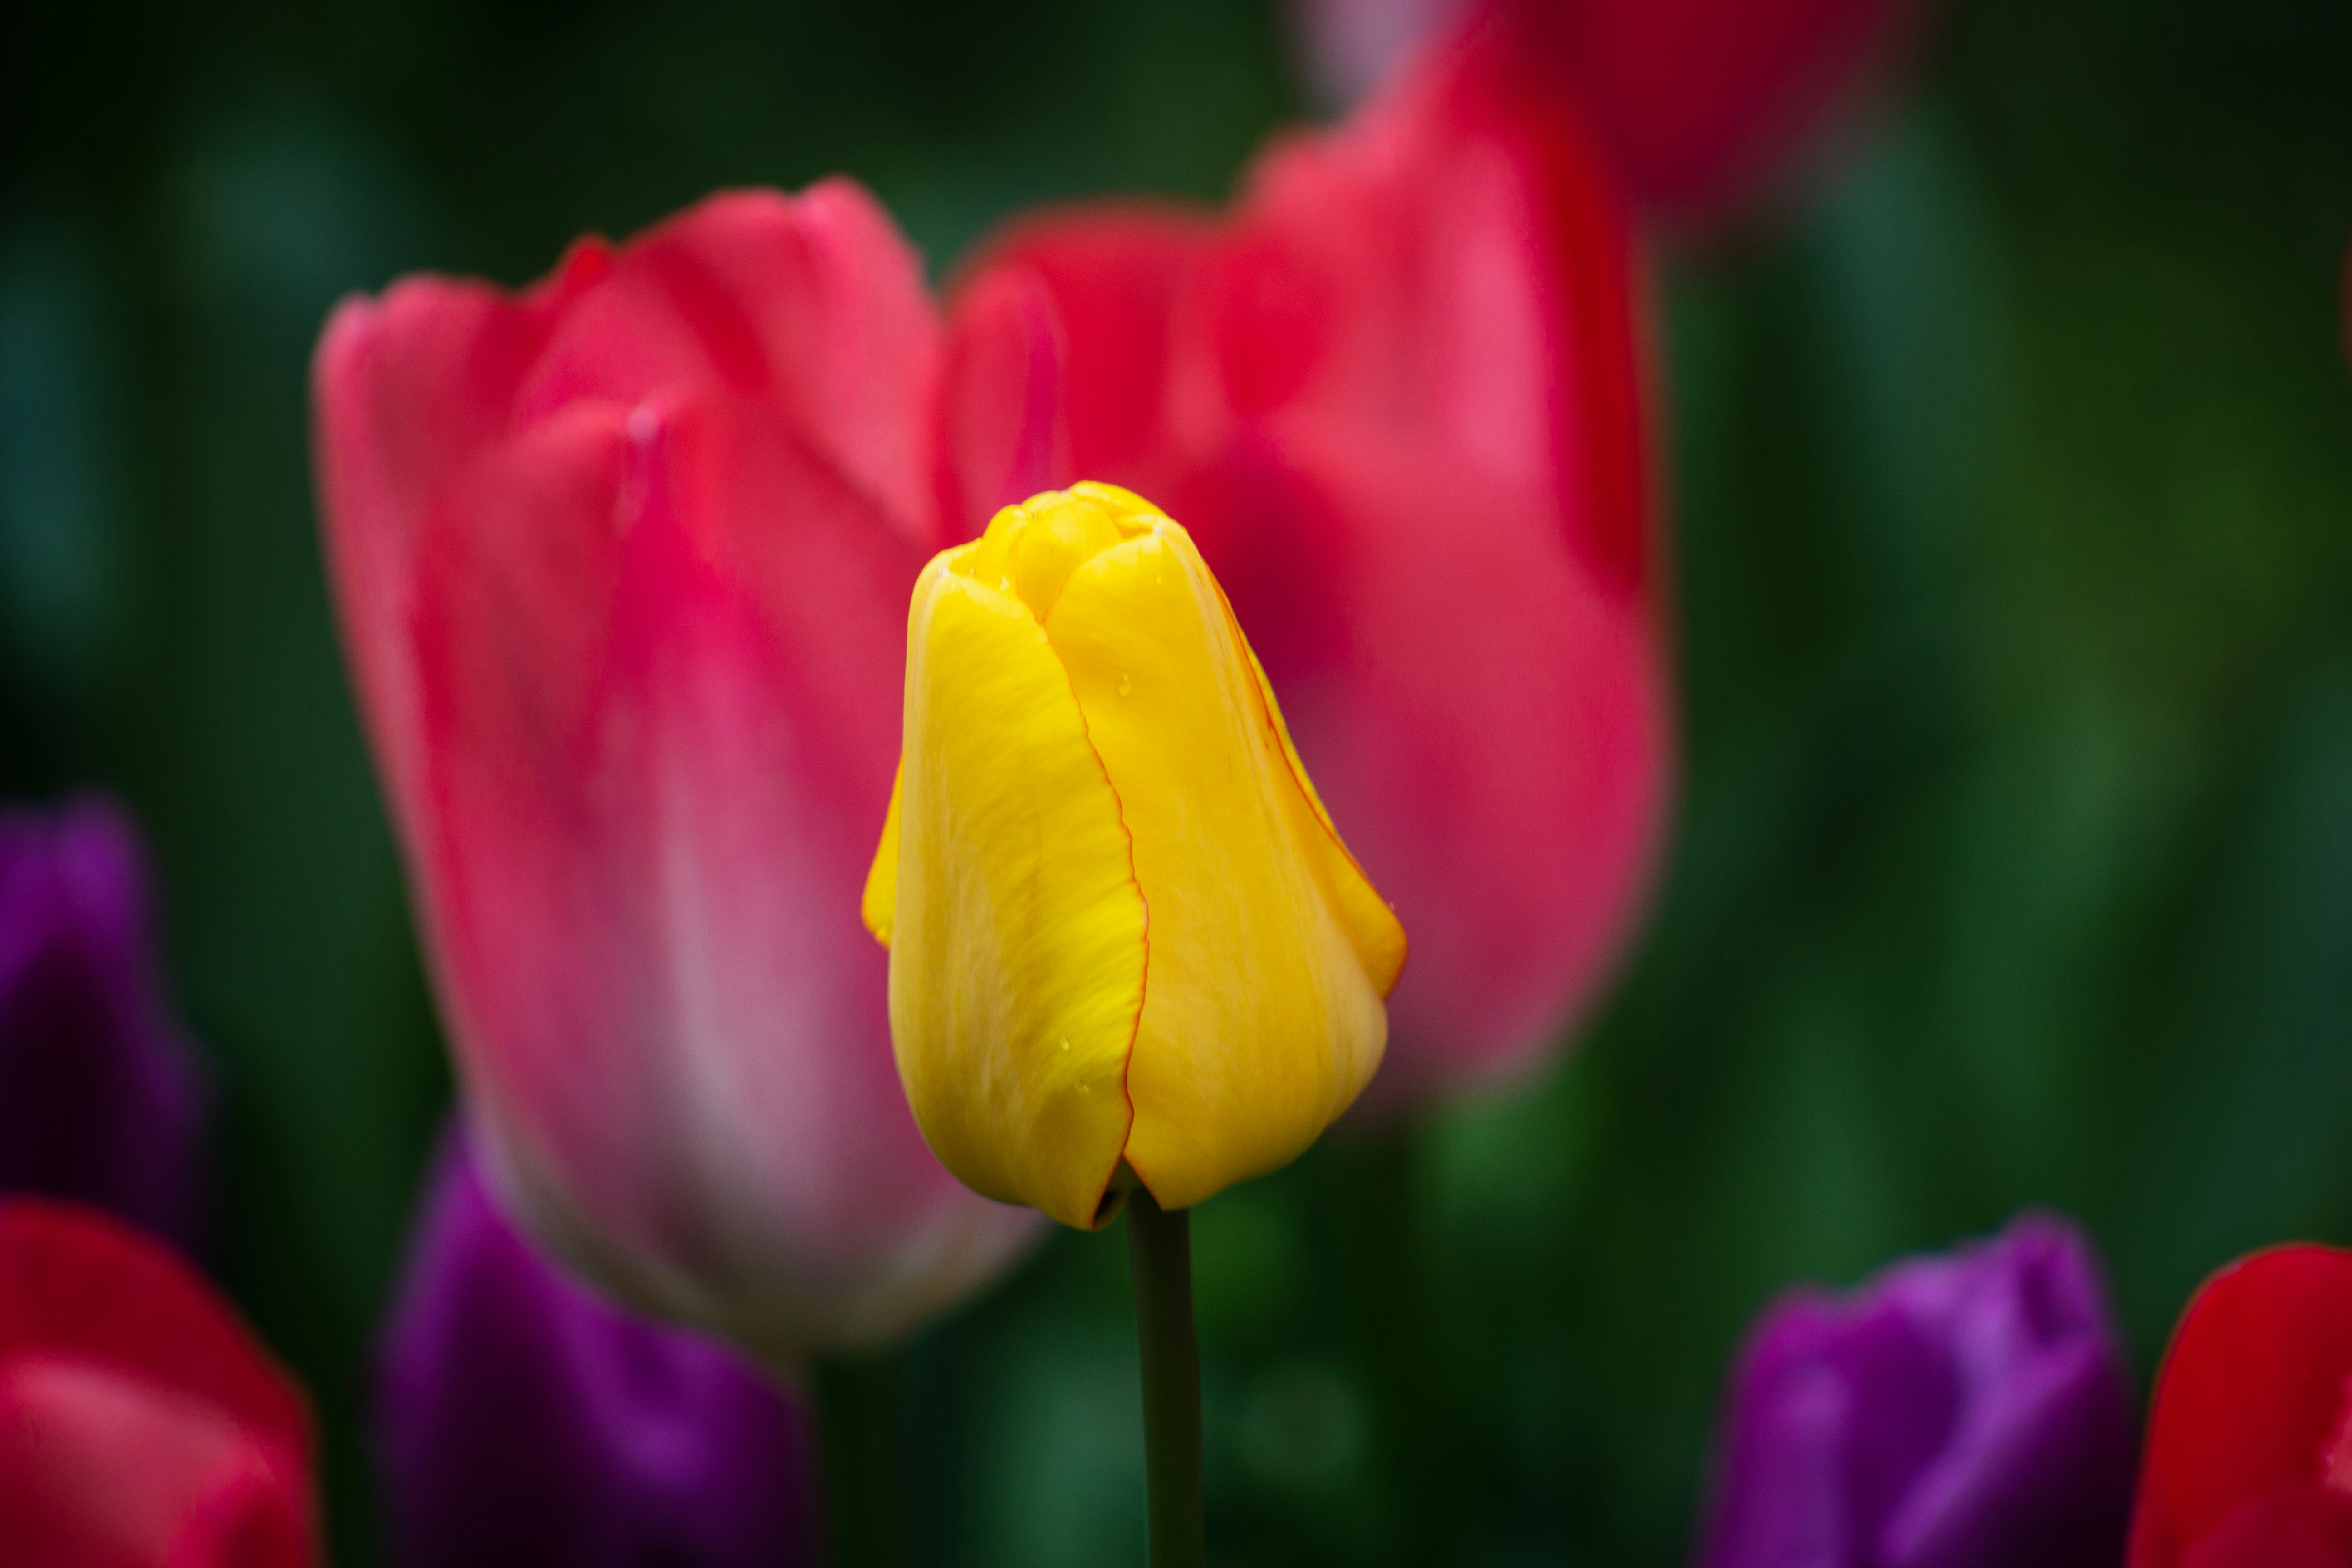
[1292,0,1922,225]
[1513,0,1920,224]
[313,186,1040,1365]
[947,17,1672,1114]
[0,1199,314,1568]
[2127,1245,2352,1568]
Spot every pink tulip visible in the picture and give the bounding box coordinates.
[1292,0,1923,225]
[945,17,1673,1114]
[313,186,1040,1362]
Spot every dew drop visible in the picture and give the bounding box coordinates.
[1117,673,1133,698]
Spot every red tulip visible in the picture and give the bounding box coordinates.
[1291,0,1922,225]
[0,1199,314,1567]
[313,186,1041,1363]
[945,15,1671,1113]
[2127,1245,2352,1568]
[1512,0,1921,224]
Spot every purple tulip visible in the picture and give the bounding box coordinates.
[0,796,206,1250]
[1696,1214,2136,1568]
[377,1125,819,1568]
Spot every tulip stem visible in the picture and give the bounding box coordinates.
[1127,1187,1207,1568]
[813,1349,908,1568]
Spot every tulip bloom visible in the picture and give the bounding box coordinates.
[313,185,1041,1363]
[863,485,1406,1230]
[1697,1215,2136,1568]
[0,1199,316,1566]
[378,1125,815,1568]
[946,20,1667,1114]
[2127,1245,2352,1567]
[1512,0,1921,223]
[0,798,206,1251]
[1291,0,1921,224]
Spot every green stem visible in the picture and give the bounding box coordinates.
[1127,1187,1207,1568]
[812,1349,908,1568]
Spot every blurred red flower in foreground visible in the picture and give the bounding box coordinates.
[1293,0,1923,225]
[947,15,1671,1113]
[312,185,1040,1365]
[0,1200,314,1567]
[2127,1244,2352,1567]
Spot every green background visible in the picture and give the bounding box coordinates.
[4,0,2350,1562]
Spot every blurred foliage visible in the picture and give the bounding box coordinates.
[4,0,2351,1565]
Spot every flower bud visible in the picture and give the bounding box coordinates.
[0,798,206,1252]
[0,1199,316,1566]
[377,1125,816,1568]
[864,484,1406,1229]
[1699,1214,2135,1568]
[2127,1244,2352,1567]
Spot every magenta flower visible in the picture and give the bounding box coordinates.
[0,798,205,1251]
[1697,1215,2136,1568]
[377,1125,816,1568]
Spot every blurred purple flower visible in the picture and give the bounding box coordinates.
[1697,1213,2136,1568]
[377,1125,819,1568]
[0,796,206,1250]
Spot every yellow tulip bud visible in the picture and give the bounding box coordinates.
[863,484,1407,1230]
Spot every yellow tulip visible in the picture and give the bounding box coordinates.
[863,484,1406,1230]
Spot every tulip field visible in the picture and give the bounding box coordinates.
[2,0,2351,1564]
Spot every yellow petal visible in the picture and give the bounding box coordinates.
[956,484,1142,621]
[862,763,902,947]
[1044,514,1402,1210]
[886,552,1144,1229]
